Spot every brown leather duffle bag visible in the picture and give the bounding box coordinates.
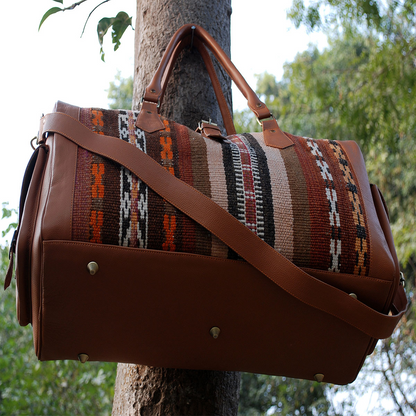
[5,24,407,385]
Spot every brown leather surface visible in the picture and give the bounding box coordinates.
[305,267,393,312]
[41,132,77,242]
[340,141,397,283]
[15,146,49,325]
[40,112,406,339]
[135,101,165,133]
[40,240,373,385]
[370,184,403,311]
[198,122,226,140]
[262,119,294,149]
[30,102,80,353]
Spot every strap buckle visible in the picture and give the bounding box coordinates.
[256,114,275,126]
[197,119,218,131]
[140,96,160,108]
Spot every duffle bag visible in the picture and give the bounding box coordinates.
[4,24,407,385]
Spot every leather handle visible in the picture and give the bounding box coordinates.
[41,112,406,340]
[137,24,293,149]
[160,36,236,136]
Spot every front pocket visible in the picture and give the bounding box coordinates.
[40,240,373,385]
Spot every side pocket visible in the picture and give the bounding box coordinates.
[370,183,400,303]
[366,184,401,355]
[15,145,49,326]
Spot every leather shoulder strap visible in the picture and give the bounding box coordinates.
[41,112,407,339]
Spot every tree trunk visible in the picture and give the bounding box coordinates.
[112,1,241,415]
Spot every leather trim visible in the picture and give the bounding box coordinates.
[30,142,54,354]
[54,101,81,117]
[198,122,226,140]
[15,146,49,326]
[339,140,395,282]
[262,119,294,149]
[42,132,78,241]
[304,267,392,312]
[370,184,403,313]
[31,102,80,355]
[135,101,165,132]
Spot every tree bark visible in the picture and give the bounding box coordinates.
[112,1,241,415]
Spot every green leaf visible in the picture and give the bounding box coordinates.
[97,12,132,61]
[2,223,17,238]
[53,0,64,3]
[38,6,62,31]
[111,12,132,51]
[1,203,17,220]
[97,16,115,61]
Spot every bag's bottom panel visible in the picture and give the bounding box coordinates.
[39,240,374,385]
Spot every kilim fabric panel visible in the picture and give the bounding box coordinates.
[72,108,371,276]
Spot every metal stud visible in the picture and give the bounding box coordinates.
[349,293,358,300]
[87,261,99,275]
[210,326,221,339]
[78,353,89,364]
[314,373,324,383]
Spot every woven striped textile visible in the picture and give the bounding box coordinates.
[72,108,371,276]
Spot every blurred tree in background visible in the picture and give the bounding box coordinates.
[108,71,133,110]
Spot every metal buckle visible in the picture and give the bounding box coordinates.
[31,137,38,150]
[190,25,196,49]
[256,114,274,126]
[197,119,217,132]
[140,97,160,108]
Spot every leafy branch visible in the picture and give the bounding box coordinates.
[38,0,89,30]
[38,0,133,61]
[80,0,110,37]
[97,11,132,61]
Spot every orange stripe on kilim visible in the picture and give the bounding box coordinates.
[160,120,177,251]
[162,214,176,251]
[91,163,104,198]
[329,141,368,275]
[90,210,103,243]
[91,110,105,135]
[161,120,175,175]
